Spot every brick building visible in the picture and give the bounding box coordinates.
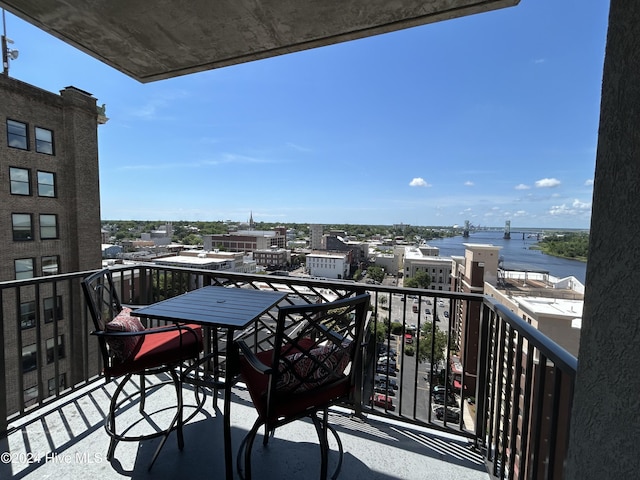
[1,75,103,409]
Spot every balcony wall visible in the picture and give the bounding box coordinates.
[0,265,577,479]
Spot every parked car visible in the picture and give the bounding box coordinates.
[378,345,397,358]
[374,385,396,397]
[371,393,395,410]
[432,392,458,407]
[375,375,398,390]
[425,308,431,315]
[444,311,449,318]
[434,405,460,423]
[376,365,397,376]
[432,384,455,394]
[377,357,397,369]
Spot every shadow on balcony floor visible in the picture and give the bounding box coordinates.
[1,376,489,480]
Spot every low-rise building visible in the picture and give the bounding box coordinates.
[253,247,290,268]
[306,251,350,279]
[203,229,286,253]
[403,245,452,291]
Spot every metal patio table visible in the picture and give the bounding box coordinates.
[133,285,287,480]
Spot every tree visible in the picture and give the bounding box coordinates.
[416,321,447,364]
[182,233,203,245]
[379,296,388,309]
[369,319,388,343]
[368,266,385,283]
[404,271,431,289]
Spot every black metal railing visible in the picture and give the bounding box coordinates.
[0,264,577,479]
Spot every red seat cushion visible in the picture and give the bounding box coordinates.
[106,324,203,377]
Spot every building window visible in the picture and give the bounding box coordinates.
[35,127,54,154]
[7,119,28,150]
[46,335,65,364]
[24,385,38,406]
[10,167,31,195]
[20,301,36,330]
[48,374,66,396]
[37,171,56,197]
[22,344,37,372]
[15,258,35,280]
[42,255,59,276]
[44,295,63,323]
[12,213,33,241]
[40,214,58,239]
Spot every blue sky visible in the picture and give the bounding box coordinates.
[3,1,609,229]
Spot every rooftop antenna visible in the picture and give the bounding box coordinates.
[2,9,19,76]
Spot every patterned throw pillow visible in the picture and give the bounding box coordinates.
[276,341,351,393]
[105,307,145,362]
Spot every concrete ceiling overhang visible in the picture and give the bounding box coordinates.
[0,0,519,83]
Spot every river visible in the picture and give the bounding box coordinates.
[426,231,587,284]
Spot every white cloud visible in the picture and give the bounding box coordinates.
[515,184,530,190]
[549,199,592,216]
[535,178,561,188]
[409,177,431,187]
[584,179,594,186]
[464,181,474,186]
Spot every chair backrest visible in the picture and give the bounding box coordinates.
[266,293,371,410]
[81,268,124,367]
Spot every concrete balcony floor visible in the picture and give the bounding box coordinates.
[1,375,490,480]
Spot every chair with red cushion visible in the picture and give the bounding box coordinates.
[235,293,370,480]
[82,268,205,469]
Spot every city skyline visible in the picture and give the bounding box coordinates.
[3,0,608,228]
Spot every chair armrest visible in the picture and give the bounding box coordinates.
[236,340,273,375]
[92,323,199,338]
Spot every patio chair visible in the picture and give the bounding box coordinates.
[235,293,371,480]
[81,268,205,470]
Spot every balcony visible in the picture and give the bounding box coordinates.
[0,265,577,479]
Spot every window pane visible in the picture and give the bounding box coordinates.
[42,255,59,275]
[20,301,36,329]
[22,344,37,372]
[15,258,34,280]
[48,374,66,396]
[37,171,56,197]
[12,214,33,241]
[7,119,28,150]
[40,214,58,239]
[10,167,31,195]
[24,385,38,406]
[46,335,65,363]
[44,295,63,323]
[35,127,54,154]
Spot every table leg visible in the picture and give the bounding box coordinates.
[224,327,234,480]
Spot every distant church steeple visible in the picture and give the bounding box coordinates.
[249,211,254,230]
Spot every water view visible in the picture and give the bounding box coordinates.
[428,230,587,284]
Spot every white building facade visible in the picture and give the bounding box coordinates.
[306,251,350,279]
[403,246,453,291]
